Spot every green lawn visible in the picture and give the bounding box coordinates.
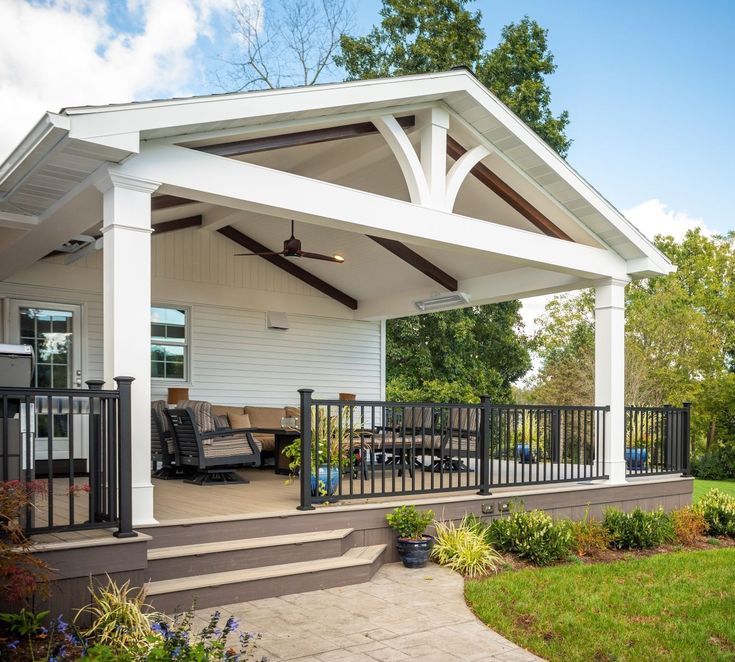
[466,548,735,662]
[694,479,735,502]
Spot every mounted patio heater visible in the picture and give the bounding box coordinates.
[0,344,35,481]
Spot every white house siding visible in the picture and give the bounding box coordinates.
[0,227,384,406]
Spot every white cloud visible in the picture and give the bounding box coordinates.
[623,198,711,242]
[0,0,244,161]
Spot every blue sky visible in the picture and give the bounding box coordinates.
[1,0,733,236]
[344,1,735,235]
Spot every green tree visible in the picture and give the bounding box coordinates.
[386,301,531,403]
[337,1,571,155]
[529,229,735,457]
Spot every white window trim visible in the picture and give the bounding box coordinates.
[151,304,191,386]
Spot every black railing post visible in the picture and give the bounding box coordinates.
[663,403,673,471]
[478,395,491,495]
[86,380,104,522]
[297,389,315,511]
[113,376,136,538]
[682,402,692,476]
[551,408,561,464]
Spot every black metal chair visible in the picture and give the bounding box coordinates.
[165,407,261,485]
[151,401,182,479]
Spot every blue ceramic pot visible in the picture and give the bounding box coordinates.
[311,465,340,496]
[625,447,648,469]
[396,535,434,568]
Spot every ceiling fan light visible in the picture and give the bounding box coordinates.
[333,254,345,263]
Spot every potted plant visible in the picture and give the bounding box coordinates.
[283,406,359,497]
[386,505,435,568]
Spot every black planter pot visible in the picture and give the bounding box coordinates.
[395,535,434,568]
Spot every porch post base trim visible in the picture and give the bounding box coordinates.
[132,483,158,527]
[605,460,627,485]
[296,505,316,511]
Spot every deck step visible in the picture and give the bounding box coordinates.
[146,529,355,581]
[146,544,386,612]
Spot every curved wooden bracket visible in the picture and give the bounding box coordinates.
[444,144,491,212]
[372,115,431,206]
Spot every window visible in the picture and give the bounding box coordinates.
[151,307,188,381]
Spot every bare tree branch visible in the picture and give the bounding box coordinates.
[217,0,353,92]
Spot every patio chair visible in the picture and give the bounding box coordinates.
[165,404,261,485]
[151,400,182,479]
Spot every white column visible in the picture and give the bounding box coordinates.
[96,170,160,526]
[595,277,629,484]
[417,107,450,209]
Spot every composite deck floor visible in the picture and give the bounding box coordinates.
[28,459,604,531]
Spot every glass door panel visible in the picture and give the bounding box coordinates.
[10,302,83,470]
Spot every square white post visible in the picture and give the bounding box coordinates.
[97,170,159,526]
[417,107,450,209]
[595,278,628,484]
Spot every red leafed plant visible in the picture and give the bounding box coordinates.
[67,483,91,496]
[0,480,53,604]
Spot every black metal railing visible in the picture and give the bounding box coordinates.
[296,390,609,510]
[624,403,691,477]
[0,377,135,537]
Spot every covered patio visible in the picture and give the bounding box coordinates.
[0,69,681,534]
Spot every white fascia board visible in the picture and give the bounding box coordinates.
[0,113,69,193]
[119,143,628,280]
[63,71,468,141]
[457,77,672,274]
[356,267,587,320]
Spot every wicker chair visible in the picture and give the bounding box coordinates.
[165,405,261,485]
[151,400,181,479]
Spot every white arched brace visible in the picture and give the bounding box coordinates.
[443,144,491,212]
[372,114,431,205]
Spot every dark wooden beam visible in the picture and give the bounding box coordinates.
[446,136,572,241]
[196,116,416,158]
[217,226,358,310]
[151,194,198,211]
[367,235,458,291]
[152,215,202,235]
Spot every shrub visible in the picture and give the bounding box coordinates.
[690,446,735,480]
[486,509,574,566]
[570,511,612,557]
[0,480,53,605]
[602,507,675,550]
[76,579,156,656]
[432,517,502,577]
[671,506,707,544]
[694,489,735,536]
[386,505,434,540]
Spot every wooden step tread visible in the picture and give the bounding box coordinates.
[148,528,354,561]
[147,545,386,596]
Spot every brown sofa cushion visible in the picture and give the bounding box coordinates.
[228,412,252,429]
[244,406,286,428]
[285,406,300,419]
[211,405,246,418]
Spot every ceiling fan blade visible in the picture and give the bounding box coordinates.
[300,251,345,263]
[235,251,283,257]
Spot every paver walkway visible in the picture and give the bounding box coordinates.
[196,562,541,661]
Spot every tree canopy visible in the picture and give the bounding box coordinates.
[528,229,735,457]
[336,0,571,155]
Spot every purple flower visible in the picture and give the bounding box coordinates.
[226,616,240,631]
[6,640,19,650]
[55,615,69,633]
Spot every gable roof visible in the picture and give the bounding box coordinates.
[0,69,672,277]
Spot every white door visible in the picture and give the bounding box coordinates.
[10,301,85,470]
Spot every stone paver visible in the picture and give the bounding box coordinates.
[196,562,541,661]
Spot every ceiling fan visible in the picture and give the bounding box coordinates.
[235,220,344,263]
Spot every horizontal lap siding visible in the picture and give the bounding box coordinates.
[187,306,382,407]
